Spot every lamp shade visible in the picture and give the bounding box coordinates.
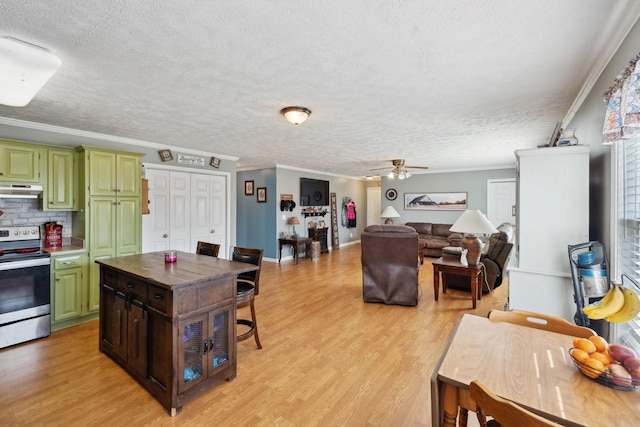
[280,106,311,125]
[287,216,300,225]
[450,209,497,235]
[0,37,61,107]
[380,206,400,218]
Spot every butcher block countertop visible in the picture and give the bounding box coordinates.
[96,251,258,290]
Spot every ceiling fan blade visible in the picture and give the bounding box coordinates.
[369,166,392,171]
[405,166,429,169]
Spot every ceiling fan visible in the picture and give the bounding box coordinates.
[369,159,429,179]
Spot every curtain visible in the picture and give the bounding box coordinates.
[603,52,640,145]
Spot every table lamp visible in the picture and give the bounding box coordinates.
[449,209,498,265]
[287,216,300,237]
[380,206,400,224]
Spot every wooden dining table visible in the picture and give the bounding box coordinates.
[431,314,640,427]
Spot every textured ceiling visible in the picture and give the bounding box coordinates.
[0,1,638,177]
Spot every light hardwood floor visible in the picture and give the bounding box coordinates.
[0,244,508,426]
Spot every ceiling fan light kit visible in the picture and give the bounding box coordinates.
[373,159,427,180]
[0,37,61,107]
[280,106,311,125]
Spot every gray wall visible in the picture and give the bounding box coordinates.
[380,168,516,225]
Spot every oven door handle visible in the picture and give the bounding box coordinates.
[0,257,51,270]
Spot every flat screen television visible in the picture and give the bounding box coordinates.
[300,178,329,206]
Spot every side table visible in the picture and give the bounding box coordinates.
[432,257,484,309]
[278,237,312,265]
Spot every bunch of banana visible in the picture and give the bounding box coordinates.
[582,285,640,323]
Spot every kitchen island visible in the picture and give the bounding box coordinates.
[97,251,258,416]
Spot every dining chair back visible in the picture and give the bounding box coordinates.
[196,241,220,258]
[469,381,559,427]
[230,246,263,349]
[487,309,596,338]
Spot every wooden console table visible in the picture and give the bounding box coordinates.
[432,257,484,309]
[278,237,312,264]
[97,252,258,416]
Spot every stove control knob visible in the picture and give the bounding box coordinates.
[14,230,20,235]
[23,230,29,235]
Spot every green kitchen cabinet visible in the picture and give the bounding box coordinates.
[45,148,78,210]
[87,150,141,197]
[0,139,42,183]
[50,252,88,328]
[74,146,144,314]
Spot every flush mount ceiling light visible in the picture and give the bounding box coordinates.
[0,37,61,107]
[280,106,311,125]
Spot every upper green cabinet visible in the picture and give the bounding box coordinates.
[86,150,141,197]
[0,140,42,183]
[46,148,78,210]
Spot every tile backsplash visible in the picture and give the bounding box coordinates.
[0,198,72,238]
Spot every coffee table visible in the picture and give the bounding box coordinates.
[432,256,484,308]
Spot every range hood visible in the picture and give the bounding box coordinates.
[0,184,44,198]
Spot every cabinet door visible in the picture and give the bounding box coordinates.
[207,307,233,374]
[89,198,117,256]
[53,267,83,321]
[0,144,40,182]
[89,151,117,196]
[117,154,141,197]
[101,288,127,361]
[116,197,141,256]
[89,255,110,313]
[46,149,76,210]
[178,314,208,393]
[127,302,148,377]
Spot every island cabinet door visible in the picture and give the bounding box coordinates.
[206,305,234,378]
[127,302,148,378]
[147,310,173,396]
[100,286,127,361]
[178,314,208,393]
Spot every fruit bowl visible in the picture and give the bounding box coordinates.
[569,349,639,391]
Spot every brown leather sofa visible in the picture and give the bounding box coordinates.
[443,230,513,293]
[405,222,463,258]
[361,225,419,306]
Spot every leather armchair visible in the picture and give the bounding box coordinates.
[361,224,420,306]
[444,231,513,293]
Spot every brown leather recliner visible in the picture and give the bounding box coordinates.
[361,225,420,306]
[443,231,513,293]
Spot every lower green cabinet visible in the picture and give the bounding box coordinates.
[50,252,93,329]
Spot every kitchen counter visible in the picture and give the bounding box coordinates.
[44,237,86,256]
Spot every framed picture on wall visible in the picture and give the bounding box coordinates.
[404,192,467,210]
[245,180,254,195]
[257,187,267,203]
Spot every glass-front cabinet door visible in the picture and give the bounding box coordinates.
[178,315,207,393]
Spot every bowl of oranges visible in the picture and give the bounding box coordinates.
[569,335,640,391]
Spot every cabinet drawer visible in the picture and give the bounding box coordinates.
[147,284,169,313]
[101,267,118,287]
[117,273,147,301]
[53,255,83,270]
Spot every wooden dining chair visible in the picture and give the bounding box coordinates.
[196,241,220,258]
[487,309,597,338]
[469,381,559,427]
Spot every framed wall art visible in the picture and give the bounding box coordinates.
[257,187,267,203]
[210,156,221,168]
[404,192,467,211]
[245,180,254,195]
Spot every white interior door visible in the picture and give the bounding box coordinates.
[190,174,227,258]
[142,169,170,253]
[487,179,516,226]
[169,171,191,252]
[367,186,382,226]
[142,165,229,256]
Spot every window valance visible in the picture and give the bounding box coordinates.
[602,51,640,145]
